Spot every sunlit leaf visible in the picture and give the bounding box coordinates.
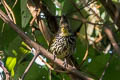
[6,57,16,76]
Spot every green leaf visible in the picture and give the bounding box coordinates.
[58,0,64,3]
[34,30,48,48]
[43,0,56,15]
[11,69,15,77]
[6,57,16,76]
[14,62,49,80]
[103,55,120,80]
[74,38,87,64]
[51,71,70,80]
[7,36,22,56]
[0,24,18,50]
[21,0,31,28]
[62,0,83,31]
[13,0,21,26]
[84,54,110,79]
[62,0,76,15]
[19,47,30,54]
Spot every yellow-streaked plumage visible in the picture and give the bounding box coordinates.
[49,16,76,61]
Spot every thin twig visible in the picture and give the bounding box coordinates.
[1,0,16,24]
[68,0,105,27]
[99,54,113,80]
[39,20,50,45]
[12,0,18,8]
[87,6,103,22]
[38,56,54,70]
[79,0,96,10]
[0,61,10,80]
[20,53,39,80]
[68,17,104,26]
[56,15,105,25]
[95,27,103,43]
[27,0,52,45]
[66,0,96,16]
[95,32,103,43]
[104,25,120,56]
[23,43,54,70]
[1,0,12,21]
[30,8,40,26]
[80,24,89,66]
[69,0,83,16]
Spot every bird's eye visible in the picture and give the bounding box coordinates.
[61,27,64,32]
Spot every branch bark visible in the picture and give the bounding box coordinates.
[0,9,93,80]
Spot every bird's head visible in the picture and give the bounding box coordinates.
[59,15,71,36]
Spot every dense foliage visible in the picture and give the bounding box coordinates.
[0,0,120,80]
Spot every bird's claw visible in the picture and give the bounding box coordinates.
[53,53,56,61]
[63,59,68,68]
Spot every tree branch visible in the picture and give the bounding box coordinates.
[0,9,93,80]
[104,25,120,56]
[99,0,120,31]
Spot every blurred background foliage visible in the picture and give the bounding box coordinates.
[0,0,120,80]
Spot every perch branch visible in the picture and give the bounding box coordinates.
[0,9,93,80]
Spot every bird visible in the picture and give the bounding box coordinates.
[49,15,76,67]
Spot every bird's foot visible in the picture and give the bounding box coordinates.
[63,59,68,68]
[53,53,56,61]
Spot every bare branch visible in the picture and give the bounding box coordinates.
[104,26,120,56]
